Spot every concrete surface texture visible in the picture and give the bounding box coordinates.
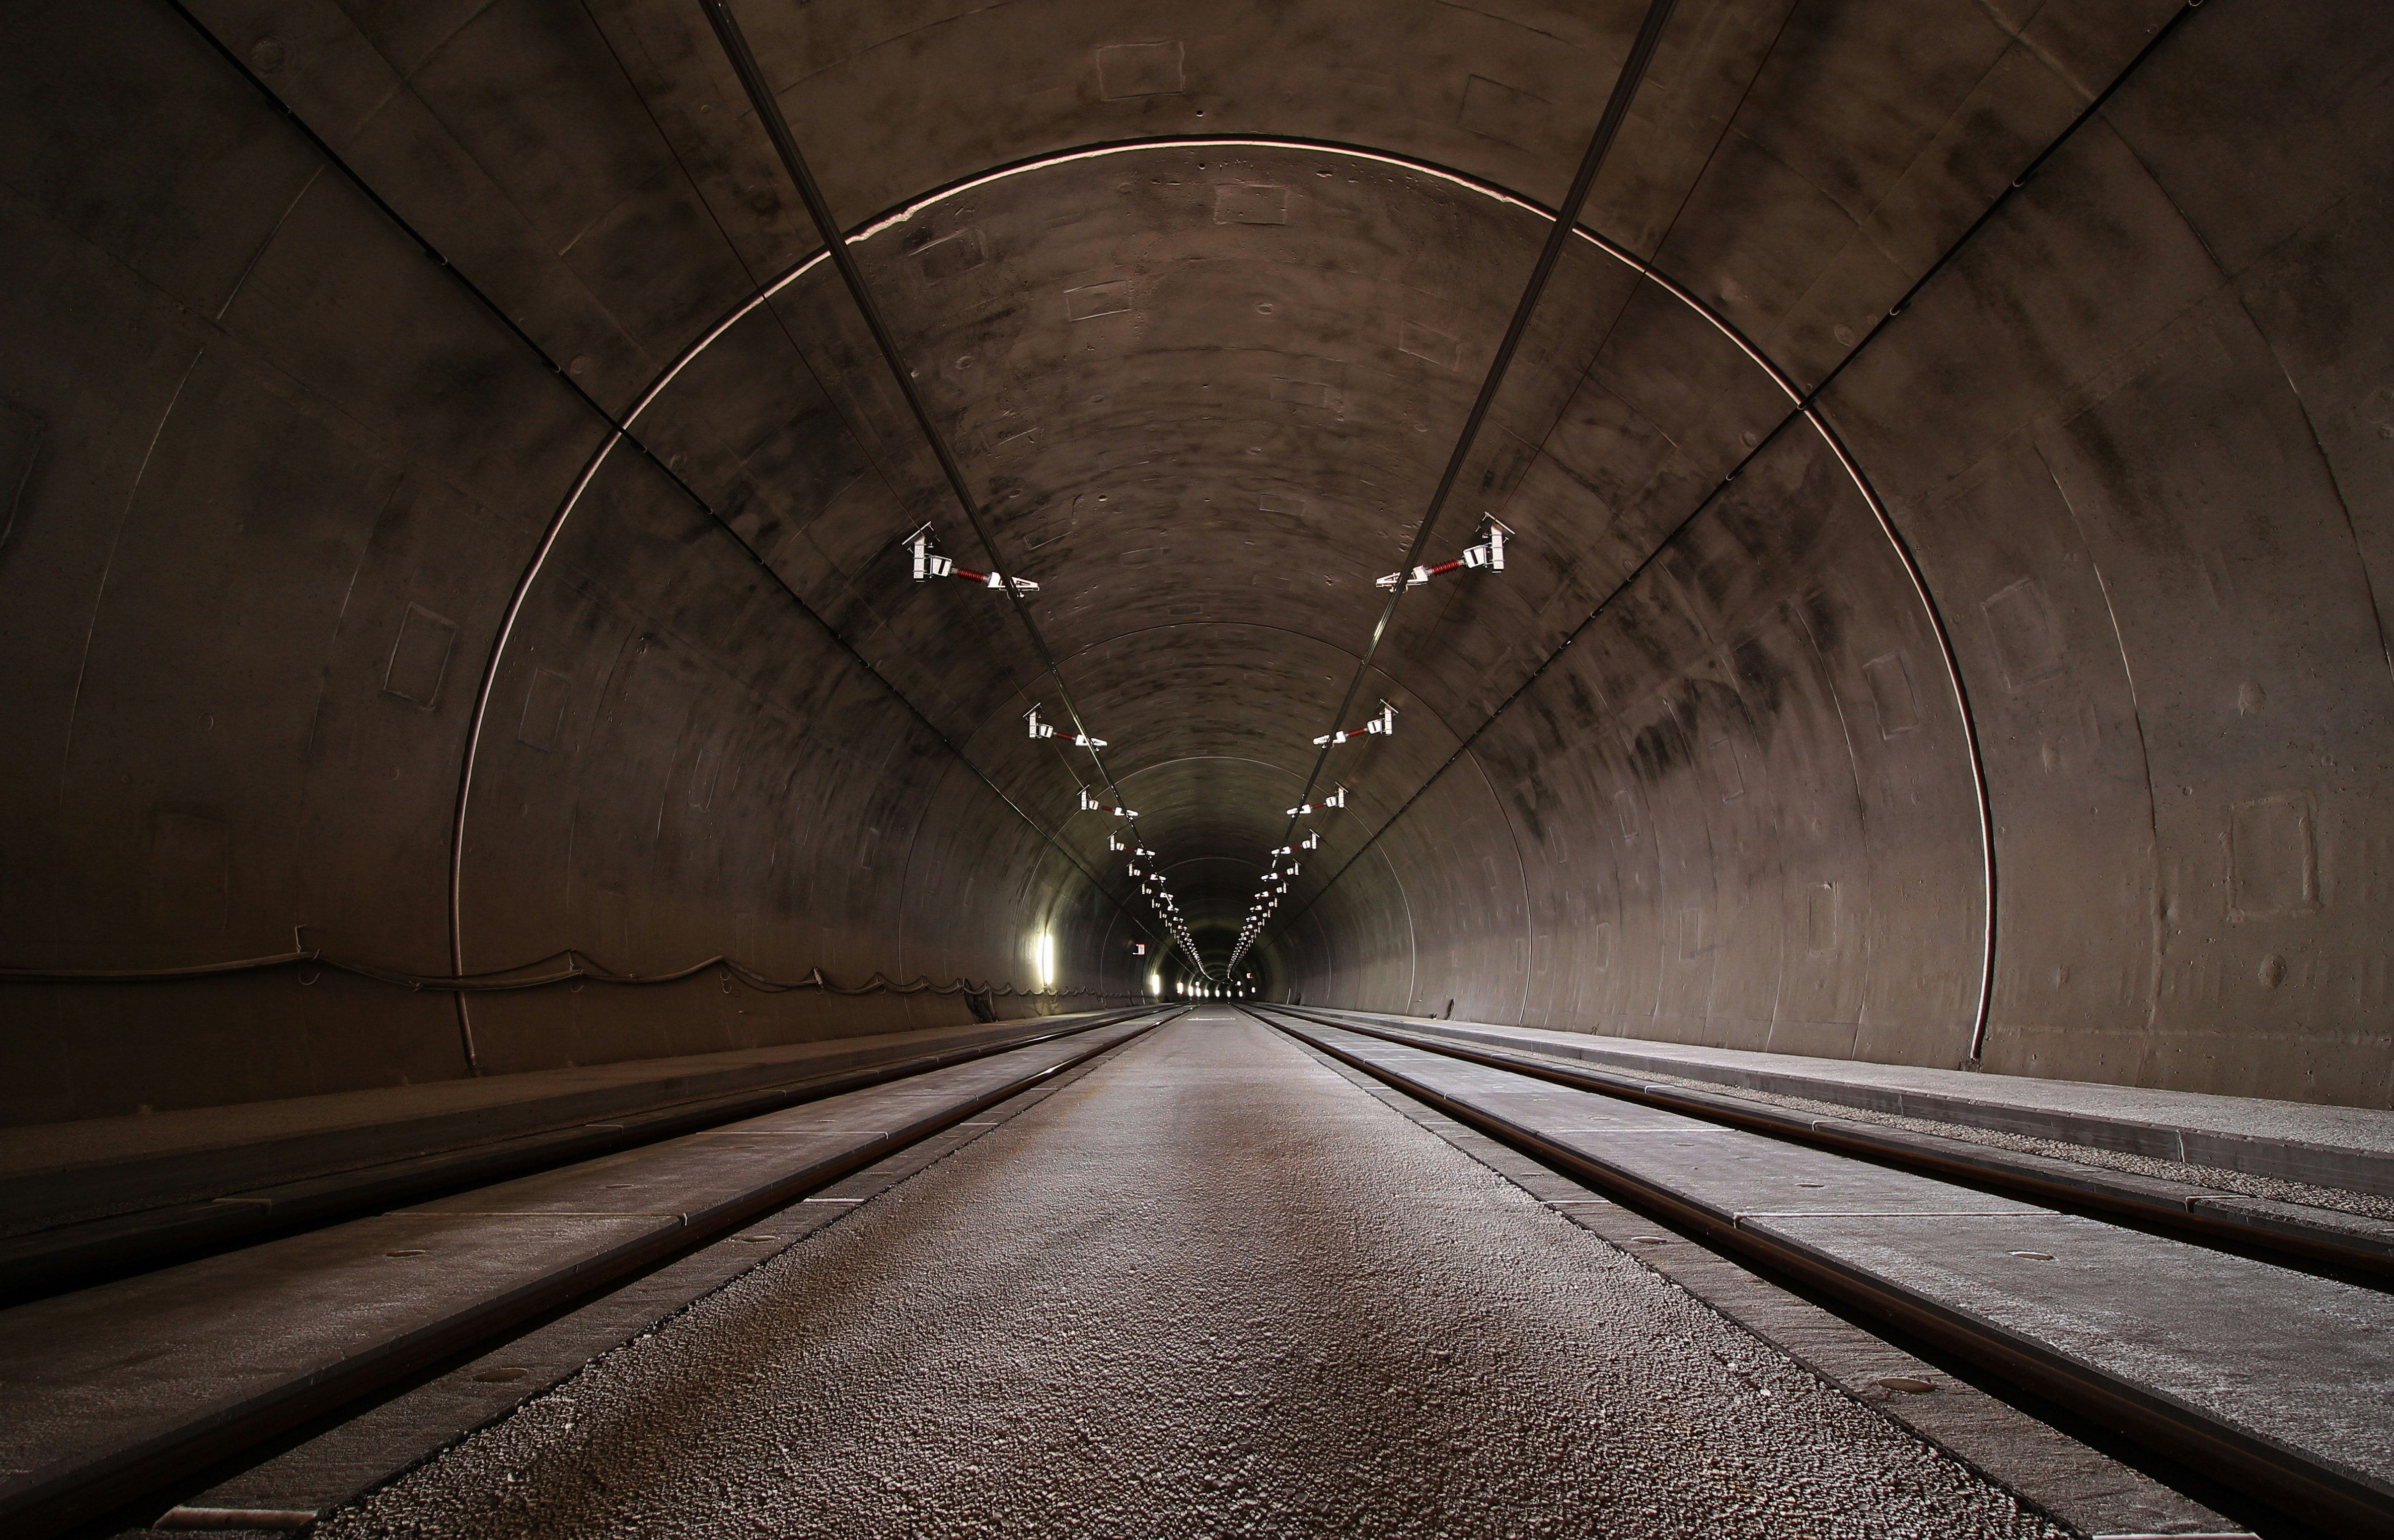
[1,0,2390,1127]
[1350,1010,2394,1169]
[0,1018,1159,1516]
[315,1012,2066,1539]
[1282,1018,2394,1500]
[0,1011,1121,1235]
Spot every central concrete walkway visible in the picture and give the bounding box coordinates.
[321,1011,2063,1539]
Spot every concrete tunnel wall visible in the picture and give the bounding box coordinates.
[0,0,2388,1126]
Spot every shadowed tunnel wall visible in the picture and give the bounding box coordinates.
[1,0,2388,1124]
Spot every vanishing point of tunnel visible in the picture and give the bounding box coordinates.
[2,1,2392,1536]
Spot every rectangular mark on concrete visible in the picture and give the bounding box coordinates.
[1270,377,1332,408]
[914,227,986,284]
[1066,279,1133,320]
[1460,73,1550,148]
[517,667,572,752]
[2229,792,2319,920]
[1807,882,1837,955]
[1708,736,1746,801]
[1980,576,2063,689]
[1258,490,1308,515]
[1097,40,1184,99]
[1861,650,1919,737]
[1213,183,1287,225]
[382,602,458,709]
[1399,320,1459,370]
[687,743,721,811]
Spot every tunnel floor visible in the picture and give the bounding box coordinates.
[315,1010,2060,1539]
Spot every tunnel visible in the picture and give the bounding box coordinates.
[2,1,2392,1536]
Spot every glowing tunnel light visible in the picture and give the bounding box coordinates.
[1286,785,1348,817]
[1313,700,1396,747]
[907,524,1039,592]
[1376,514,1510,589]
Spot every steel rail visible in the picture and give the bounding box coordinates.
[1254,1003,2394,1282]
[1246,1003,2394,1539]
[1240,0,1676,972]
[0,1007,1173,1304]
[0,1009,1186,1539]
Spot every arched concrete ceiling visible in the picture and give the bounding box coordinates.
[1,0,2389,1120]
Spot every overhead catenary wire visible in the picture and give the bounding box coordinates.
[695,0,1198,973]
[1255,0,2214,1016]
[1239,0,1678,971]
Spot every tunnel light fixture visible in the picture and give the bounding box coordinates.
[1312,700,1397,748]
[1374,514,1511,589]
[1034,932,1055,990]
[1029,705,1107,749]
[906,523,1039,592]
[907,526,1040,593]
[1286,786,1343,817]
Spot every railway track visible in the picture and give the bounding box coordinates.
[1246,1002,2394,1539]
[0,1008,1183,1539]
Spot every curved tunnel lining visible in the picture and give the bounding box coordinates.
[444,133,1995,1052]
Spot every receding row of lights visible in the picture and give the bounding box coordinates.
[911,513,1516,983]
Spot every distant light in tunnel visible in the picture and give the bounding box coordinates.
[1035,932,1055,990]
